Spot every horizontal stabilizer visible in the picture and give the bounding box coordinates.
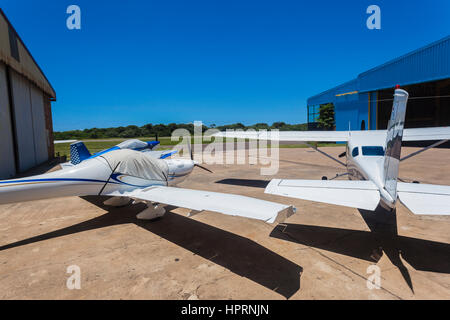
[106,186,295,223]
[397,182,450,215]
[265,179,380,211]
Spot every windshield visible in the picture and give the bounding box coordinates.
[362,146,384,156]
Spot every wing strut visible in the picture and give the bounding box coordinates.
[305,143,346,167]
[98,161,121,195]
[400,139,449,162]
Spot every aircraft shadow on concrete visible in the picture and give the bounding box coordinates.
[270,206,450,293]
[0,196,302,299]
[215,178,270,188]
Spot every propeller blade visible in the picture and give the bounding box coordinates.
[338,151,346,158]
[187,139,193,160]
[195,164,213,173]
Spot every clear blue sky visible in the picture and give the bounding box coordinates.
[2,0,449,131]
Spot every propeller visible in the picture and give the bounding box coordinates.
[187,139,213,173]
[194,163,213,173]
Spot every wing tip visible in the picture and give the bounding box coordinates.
[267,205,297,224]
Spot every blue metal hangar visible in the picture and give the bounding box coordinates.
[307,36,450,131]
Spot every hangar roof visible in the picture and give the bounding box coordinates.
[308,35,450,106]
[0,8,56,100]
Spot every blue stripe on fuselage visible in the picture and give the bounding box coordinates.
[0,178,121,185]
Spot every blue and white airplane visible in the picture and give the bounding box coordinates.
[0,141,294,223]
[215,87,450,216]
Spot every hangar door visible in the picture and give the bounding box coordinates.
[10,70,49,172]
[0,63,16,179]
[30,85,49,164]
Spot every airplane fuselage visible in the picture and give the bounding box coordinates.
[0,156,196,206]
[345,132,396,210]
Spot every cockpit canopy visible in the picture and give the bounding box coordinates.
[100,149,169,181]
[362,146,384,156]
[352,146,385,157]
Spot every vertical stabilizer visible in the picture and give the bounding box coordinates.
[70,141,91,165]
[383,88,409,202]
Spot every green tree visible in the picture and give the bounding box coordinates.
[317,103,335,130]
[253,123,269,130]
[53,121,310,140]
[271,122,286,129]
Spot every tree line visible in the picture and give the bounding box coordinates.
[54,122,309,140]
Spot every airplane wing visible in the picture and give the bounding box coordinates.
[402,127,450,141]
[265,179,380,210]
[214,126,450,142]
[213,131,349,142]
[54,139,77,144]
[397,182,450,215]
[106,186,295,223]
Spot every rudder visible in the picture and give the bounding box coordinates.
[70,141,91,165]
[383,88,409,202]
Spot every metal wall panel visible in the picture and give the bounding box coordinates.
[358,36,450,92]
[369,92,377,130]
[0,9,56,99]
[308,36,450,105]
[307,36,450,131]
[30,85,48,164]
[334,92,368,131]
[10,69,36,172]
[307,79,358,106]
[0,63,16,179]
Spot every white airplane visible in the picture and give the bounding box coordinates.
[0,142,294,223]
[215,87,450,215]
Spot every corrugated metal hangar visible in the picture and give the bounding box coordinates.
[307,36,450,132]
[0,9,56,179]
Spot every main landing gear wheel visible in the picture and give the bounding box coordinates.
[136,204,166,220]
[103,196,131,207]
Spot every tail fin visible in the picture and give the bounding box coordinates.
[146,141,160,150]
[383,88,409,202]
[70,141,91,165]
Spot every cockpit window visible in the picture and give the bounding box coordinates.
[352,147,359,157]
[362,146,384,156]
